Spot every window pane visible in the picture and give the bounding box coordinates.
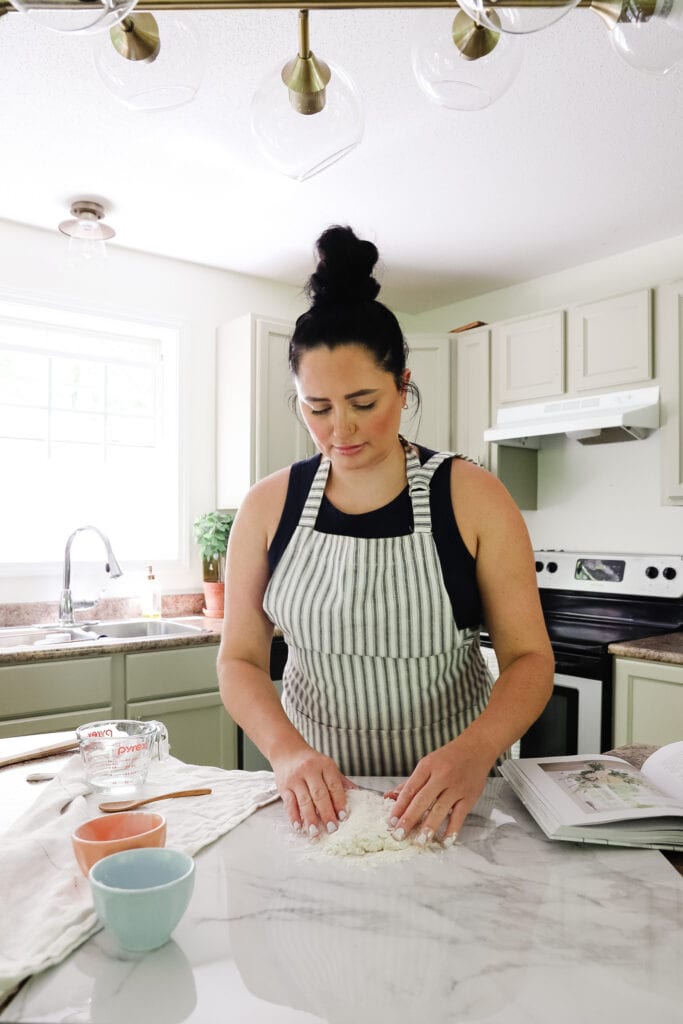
[0,351,48,405]
[0,404,48,440]
[107,364,156,417]
[52,358,105,413]
[51,410,104,444]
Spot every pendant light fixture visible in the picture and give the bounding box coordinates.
[93,12,206,111]
[58,200,115,268]
[8,0,138,35]
[456,0,582,35]
[412,9,523,111]
[609,0,683,75]
[250,9,363,181]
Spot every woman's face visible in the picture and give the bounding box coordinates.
[295,344,409,467]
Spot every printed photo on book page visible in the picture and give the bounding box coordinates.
[538,759,679,816]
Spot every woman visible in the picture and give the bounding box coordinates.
[218,225,553,846]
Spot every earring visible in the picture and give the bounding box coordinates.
[402,400,408,410]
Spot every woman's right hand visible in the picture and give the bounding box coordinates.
[270,745,351,838]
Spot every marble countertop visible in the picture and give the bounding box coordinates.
[0,616,223,666]
[1,750,682,1023]
[608,631,683,664]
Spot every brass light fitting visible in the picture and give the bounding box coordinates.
[452,10,500,61]
[110,13,161,63]
[281,9,331,115]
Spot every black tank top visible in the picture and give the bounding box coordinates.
[267,445,483,630]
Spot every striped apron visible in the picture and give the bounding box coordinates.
[263,444,494,776]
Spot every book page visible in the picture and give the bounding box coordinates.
[507,754,683,826]
[641,740,683,802]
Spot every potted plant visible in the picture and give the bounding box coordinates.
[192,510,235,618]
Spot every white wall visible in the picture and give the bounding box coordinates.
[0,219,306,603]
[408,233,683,556]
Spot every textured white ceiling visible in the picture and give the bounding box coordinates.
[0,7,682,313]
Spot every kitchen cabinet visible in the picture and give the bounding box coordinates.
[613,656,683,747]
[567,289,652,393]
[125,643,236,770]
[453,325,490,467]
[216,314,314,509]
[492,310,565,405]
[658,278,683,504]
[403,332,451,450]
[0,656,116,739]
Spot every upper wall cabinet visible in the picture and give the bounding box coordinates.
[217,315,314,509]
[403,333,452,451]
[492,311,565,405]
[658,279,683,504]
[567,288,652,393]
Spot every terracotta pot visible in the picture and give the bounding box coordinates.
[203,581,225,618]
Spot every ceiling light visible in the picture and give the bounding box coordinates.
[250,9,363,181]
[609,0,683,75]
[8,0,138,35]
[58,200,115,269]
[412,9,523,111]
[93,13,205,111]
[456,0,582,35]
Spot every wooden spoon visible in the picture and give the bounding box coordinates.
[98,787,212,813]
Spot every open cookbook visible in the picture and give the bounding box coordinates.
[499,740,683,851]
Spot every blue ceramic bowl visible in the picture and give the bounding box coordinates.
[89,847,195,952]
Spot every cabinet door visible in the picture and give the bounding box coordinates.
[567,289,652,393]
[217,314,313,509]
[613,657,683,746]
[128,692,237,770]
[0,657,113,720]
[453,327,490,466]
[403,333,451,450]
[493,311,565,404]
[658,279,683,503]
[126,645,220,701]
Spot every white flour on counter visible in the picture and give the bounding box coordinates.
[300,788,437,866]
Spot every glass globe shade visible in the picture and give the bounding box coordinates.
[251,58,364,181]
[457,0,581,35]
[93,14,205,111]
[411,10,523,111]
[611,0,683,75]
[9,0,138,35]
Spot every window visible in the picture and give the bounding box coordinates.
[0,298,181,570]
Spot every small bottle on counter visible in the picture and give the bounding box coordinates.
[141,565,162,619]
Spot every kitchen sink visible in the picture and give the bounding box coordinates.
[0,618,203,650]
[79,619,204,640]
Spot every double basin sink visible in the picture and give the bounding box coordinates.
[0,619,204,651]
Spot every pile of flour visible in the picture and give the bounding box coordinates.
[303,788,431,865]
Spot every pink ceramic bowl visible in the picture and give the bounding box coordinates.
[71,811,167,876]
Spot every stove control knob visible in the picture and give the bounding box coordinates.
[547,561,558,573]
[645,566,659,579]
[535,561,544,573]
[663,567,677,580]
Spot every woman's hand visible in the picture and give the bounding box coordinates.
[270,744,352,839]
[387,733,496,846]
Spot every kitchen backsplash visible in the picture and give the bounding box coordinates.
[0,593,205,628]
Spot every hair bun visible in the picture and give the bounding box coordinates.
[307,225,381,307]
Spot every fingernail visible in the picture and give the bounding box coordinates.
[326,821,338,834]
[338,809,348,821]
[443,833,458,847]
[292,821,302,833]
[308,824,319,837]
[416,829,433,846]
[393,827,405,841]
[389,816,399,828]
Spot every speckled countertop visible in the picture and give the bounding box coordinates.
[0,616,224,666]
[608,631,683,664]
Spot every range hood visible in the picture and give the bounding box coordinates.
[483,386,660,447]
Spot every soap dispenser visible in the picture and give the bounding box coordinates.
[141,565,162,619]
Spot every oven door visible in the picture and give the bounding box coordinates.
[519,673,603,757]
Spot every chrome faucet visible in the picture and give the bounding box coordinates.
[58,526,123,626]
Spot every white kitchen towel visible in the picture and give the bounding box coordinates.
[0,755,280,1004]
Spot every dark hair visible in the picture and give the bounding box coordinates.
[289,225,412,397]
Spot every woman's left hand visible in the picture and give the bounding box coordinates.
[386,733,496,846]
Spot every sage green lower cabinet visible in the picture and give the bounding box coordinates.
[613,657,683,746]
[124,644,236,770]
[0,656,114,739]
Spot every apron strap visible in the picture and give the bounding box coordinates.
[406,445,455,534]
[299,456,330,528]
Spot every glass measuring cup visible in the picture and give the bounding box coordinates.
[76,720,169,793]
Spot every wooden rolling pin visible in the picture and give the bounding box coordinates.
[0,738,79,769]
